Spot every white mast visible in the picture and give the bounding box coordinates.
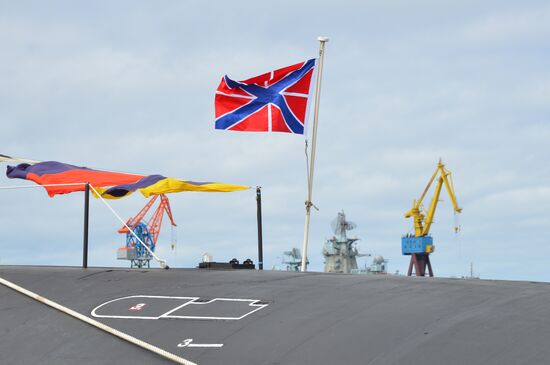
[301,36,329,272]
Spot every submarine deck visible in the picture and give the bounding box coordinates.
[1,266,549,365]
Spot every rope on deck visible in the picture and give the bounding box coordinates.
[0,276,197,365]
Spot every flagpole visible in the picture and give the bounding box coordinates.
[256,186,264,270]
[83,183,90,269]
[300,36,329,272]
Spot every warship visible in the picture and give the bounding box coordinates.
[322,211,388,275]
[322,211,366,274]
[2,265,550,364]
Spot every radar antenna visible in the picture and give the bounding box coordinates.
[330,210,356,241]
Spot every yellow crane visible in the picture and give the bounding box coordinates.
[402,159,462,276]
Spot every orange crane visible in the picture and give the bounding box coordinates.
[116,194,177,268]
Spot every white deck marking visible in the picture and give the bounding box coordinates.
[0,277,198,365]
[129,303,147,311]
[91,295,198,320]
[91,295,268,320]
[160,298,268,320]
[178,339,224,348]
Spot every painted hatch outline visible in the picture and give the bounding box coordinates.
[91,295,269,320]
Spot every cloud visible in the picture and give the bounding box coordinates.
[461,4,550,44]
[1,1,550,280]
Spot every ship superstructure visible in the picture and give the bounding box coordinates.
[323,211,365,273]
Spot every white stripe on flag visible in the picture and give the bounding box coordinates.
[268,103,272,132]
[215,91,254,99]
[281,92,309,98]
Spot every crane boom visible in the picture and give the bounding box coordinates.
[148,194,176,245]
[118,195,160,234]
[404,159,462,236]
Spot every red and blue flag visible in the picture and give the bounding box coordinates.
[215,59,316,134]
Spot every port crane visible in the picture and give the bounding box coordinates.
[116,194,176,268]
[402,160,462,276]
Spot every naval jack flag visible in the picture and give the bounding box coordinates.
[214,59,316,134]
[214,38,329,273]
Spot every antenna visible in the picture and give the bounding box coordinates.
[330,210,356,240]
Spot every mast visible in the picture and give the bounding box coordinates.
[301,36,329,272]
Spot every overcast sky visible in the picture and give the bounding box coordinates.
[1,1,549,282]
